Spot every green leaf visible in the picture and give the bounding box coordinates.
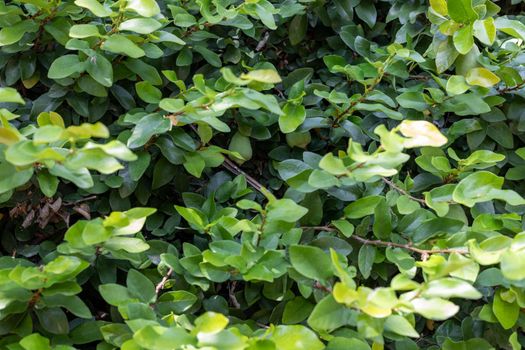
[283,297,314,324]
[175,205,207,230]
[355,1,377,28]
[344,196,382,219]
[194,312,229,334]
[332,219,354,238]
[267,198,308,223]
[384,315,418,338]
[119,18,162,34]
[510,332,521,350]
[228,132,252,163]
[442,339,495,350]
[430,0,448,16]
[447,0,478,23]
[279,103,306,133]
[435,38,459,73]
[126,0,161,17]
[127,269,156,303]
[319,153,348,176]
[135,81,162,104]
[157,291,198,314]
[43,295,92,318]
[327,338,371,350]
[446,75,470,95]
[35,308,69,334]
[289,15,307,45]
[127,113,171,149]
[270,325,324,350]
[423,278,482,299]
[69,24,100,38]
[411,298,459,320]
[493,289,519,329]
[0,163,33,193]
[289,245,333,281]
[0,87,25,104]
[19,334,51,350]
[494,17,525,41]
[473,18,496,45]
[254,3,277,30]
[102,35,145,58]
[307,295,353,332]
[99,283,135,306]
[86,53,113,87]
[453,24,474,55]
[412,217,464,243]
[48,55,85,80]
[133,326,195,349]
[0,20,38,46]
[75,0,113,17]
[37,170,59,197]
[358,245,376,279]
[452,171,525,207]
[500,250,525,281]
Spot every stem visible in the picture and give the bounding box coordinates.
[381,177,426,205]
[313,281,332,293]
[333,54,394,126]
[155,268,173,296]
[187,124,269,195]
[63,195,98,206]
[303,226,468,256]
[221,158,266,194]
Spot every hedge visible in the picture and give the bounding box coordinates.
[0,0,525,349]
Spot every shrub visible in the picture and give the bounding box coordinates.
[0,0,525,349]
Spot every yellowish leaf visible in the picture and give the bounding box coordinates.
[398,120,448,148]
[466,67,500,87]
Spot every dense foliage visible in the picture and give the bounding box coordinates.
[2,0,525,348]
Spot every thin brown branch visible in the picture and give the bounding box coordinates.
[303,226,468,255]
[222,158,266,194]
[497,81,525,94]
[228,281,241,309]
[381,177,426,205]
[155,268,173,296]
[63,195,98,206]
[313,281,332,293]
[187,124,268,195]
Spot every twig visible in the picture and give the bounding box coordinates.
[222,158,266,194]
[155,268,173,296]
[187,125,269,195]
[497,81,525,94]
[256,31,270,51]
[313,281,332,293]
[228,281,241,309]
[303,226,468,255]
[381,177,426,205]
[333,55,394,126]
[63,195,98,206]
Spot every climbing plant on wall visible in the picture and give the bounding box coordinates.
[1,0,525,349]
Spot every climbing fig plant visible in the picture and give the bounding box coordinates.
[2,0,525,349]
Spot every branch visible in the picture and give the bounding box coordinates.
[303,226,468,256]
[228,281,241,309]
[221,158,267,194]
[187,124,269,195]
[497,81,525,94]
[63,195,98,206]
[313,281,332,293]
[381,177,426,206]
[155,268,173,296]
